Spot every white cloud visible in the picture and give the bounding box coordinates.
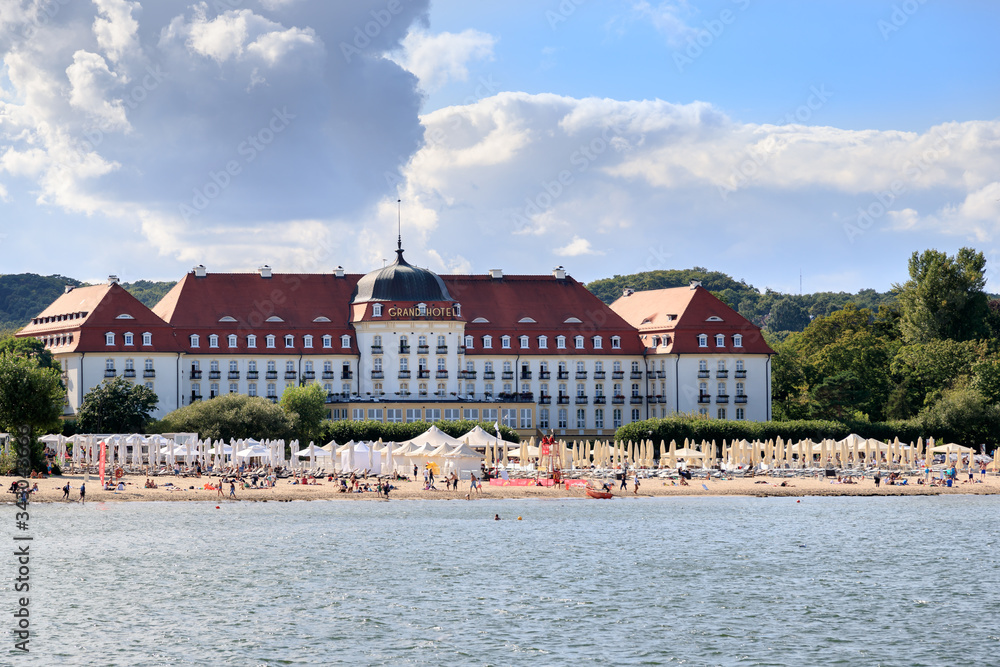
[389,28,495,92]
[630,1,697,46]
[92,0,141,64]
[556,236,602,257]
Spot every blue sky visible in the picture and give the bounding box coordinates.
[1,0,998,295]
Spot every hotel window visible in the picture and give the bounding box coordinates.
[267,383,277,397]
[418,303,427,316]
[466,360,475,373]
[406,409,422,423]
[520,409,532,429]
[418,335,427,348]
[435,383,445,396]
[595,361,604,373]
[717,408,727,419]
[142,332,152,346]
[303,335,313,348]
[736,382,745,396]
[372,304,382,317]
[558,408,568,428]
[229,383,238,394]
[595,384,604,397]
[558,383,567,396]
[210,360,220,372]
[574,335,584,349]
[373,357,382,372]
[437,335,446,349]
[577,361,585,373]
[595,408,605,429]
[339,335,349,348]
[284,334,294,348]
[699,407,708,417]
[305,360,314,374]
[227,334,237,348]
[484,361,493,374]
[247,335,257,348]
[400,382,410,394]
[189,334,199,348]
[577,383,586,397]
[454,303,461,317]
[611,336,621,349]
[249,361,257,372]
[400,357,409,371]
[210,383,219,398]
[503,382,513,394]
[209,334,218,348]
[266,335,275,348]
[501,335,511,349]
[630,408,640,422]
[503,361,512,374]
[519,335,529,349]
[736,359,745,371]
[484,382,494,395]
[576,409,586,428]
[651,336,660,347]
[323,361,332,373]
[613,408,622,428]
[699,382,708,395]
[144,358,154,370]
[538,335,548,349]
[324,335,334,348]
[556,335,566,349]
[419,358,428,372]
[699,359,708,371]
[483,335,492,349]
[718,360,726,372]
[464,335,473,349]
[374,383,384,396]
[192,382,201,397]
[631,361,640,373]
[342,383,351,394]
[323,383,333,394]
[125,358,134,371]
[733,334,743,347]
[230,360,238,372]
[717,382,726,396]
[386,409,402,423]
[437,358,446,371]
[539,408,550,429]
[613,361,622,373]
[124,332,134,346]
[613,383,622,396]
[736,408,745,420]
[698,334,708,347]
[144,381,154,391]
[715,334,725,347]
[631,383,639,397]
[267,361,276,372]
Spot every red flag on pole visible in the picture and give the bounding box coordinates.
[99,441,107,488]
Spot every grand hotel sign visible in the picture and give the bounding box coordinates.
[386,306,456,318]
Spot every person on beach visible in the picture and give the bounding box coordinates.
[79,482,86,503]
[229,480,236,499]
[633,473,640,494]
[217,480,224,497]
[874,470,881,488]
[619,472,628,491]
[494,514,501,521]
[62,482,70,500]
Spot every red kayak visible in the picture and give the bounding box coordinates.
[586,488,613,499]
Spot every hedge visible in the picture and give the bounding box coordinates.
[319,419,519,445]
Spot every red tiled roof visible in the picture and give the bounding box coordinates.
[442,275,644,355]
[610,286,773,355]
[17,283,180,353]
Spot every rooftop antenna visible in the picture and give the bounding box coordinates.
[396,199,402,255]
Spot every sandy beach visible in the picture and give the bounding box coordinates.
[6,472,1000,503]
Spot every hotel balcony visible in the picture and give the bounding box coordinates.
[716,370,729,378]
[612,396,625,404]
[399,345,410,354]
[630,396,643,404]
[208,370,221,379]
[557,395,570,405]
[575,395,588,404]
[436,371,449,378]
[247,371,259,379]
[458,346,465,354]
[417,345,429,354]
[576,372,588,379]
[646,371,656,379]
[303,371,316,379]
[657,371,666,378]
[502,371,514,380]
[123,369,136,378]
[462,370,477,379]
[143,370,156,378]
[698,395,712,404]
[593,371,606,379]
[418,370,430,379]
[228,371,240,379]
[190,393,202,401]
[371,371,384,379]
[265,371,278,379]
[190,370,202,379]
[647,396,658,404]
[437,346,448,354]
[716,394,730,404]
[520,371,532,380]
[371,345,383,354]
[697,370,710,378]
[483,371,495,380]
[498,392,534,403]
[341,371,353,380]
[325,392,351,404]
[322,371,335,379]
[284,371,297,380]
[539,371,551,379]
[594,396,606,405]
[735,395,747,404]
[267,395,278,402]
[398,370,411,379]
[735,370,747,378]
[557,371,569,380]
[538,395,551,404]
[630,372,643,379]
[612,371,625,379]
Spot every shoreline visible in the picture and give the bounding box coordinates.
[6,473,999,503]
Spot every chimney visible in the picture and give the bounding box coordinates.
[108,275,119,285]
[259,265,272,278]
[64,285,75,294]
[193,264,207,278]
[489,269,503,279]
[334,266,345,278]
[552,266,566,280]
[689,280,701,290]
[622,287,635,297]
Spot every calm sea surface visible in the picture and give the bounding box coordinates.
[9,496,1000,666]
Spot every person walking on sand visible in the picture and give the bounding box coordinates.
[62,482,70,500]
[79,482,86,503]
[633,472,640,495]
[217,479,224,497]
[229,480,236,499]
[874,469,881,488]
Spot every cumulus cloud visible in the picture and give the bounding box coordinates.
[556,236,603,257]
[389,28,495,92]
[629,1,698,46]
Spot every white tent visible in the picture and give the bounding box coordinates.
[396,425,465,449]
[444,443,483,479]
[461,425,511,450]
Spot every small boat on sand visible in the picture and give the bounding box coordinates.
[586,488,613,499]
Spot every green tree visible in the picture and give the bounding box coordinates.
[0,336,61,371]
[765,297,811,333]
[153,393,294,442]
[280,383,327,444]
[77,376,159,433]
[919,386,1000,447]
[896,247,989,343]
[0,352,64,472]
[889,339,984,415]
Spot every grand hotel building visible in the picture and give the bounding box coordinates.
[19,246,774,439]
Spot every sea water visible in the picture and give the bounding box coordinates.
[10,496,1000,666]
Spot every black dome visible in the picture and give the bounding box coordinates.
[352,248,453,304]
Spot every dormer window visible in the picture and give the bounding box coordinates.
[228,334,237,348]
[652,336,660,347]
[454,303,461,317]
[190,334,199,348]
[266,335,275,348]
[247,335,257,348]
[340,335,350,348]
[698,334,708,348]
[556,336,566,349]
[417,303,427,316]
[302,335,313,348]
[123,332,134,346]
[285,335,294,348]
[372,304,382,318]
[574,335,584,349]
[142,332,152,346]
[464,335,474,349]
[733,334,743,347]
[538,335,548,349]
[611,336,620,349]
[593,336,603,349]
[715,334,725,347]
[105,332,115,346]
[519,335,529,349]
[501,335,511,349]
[209,334,219,348]
[483,335,493,349]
